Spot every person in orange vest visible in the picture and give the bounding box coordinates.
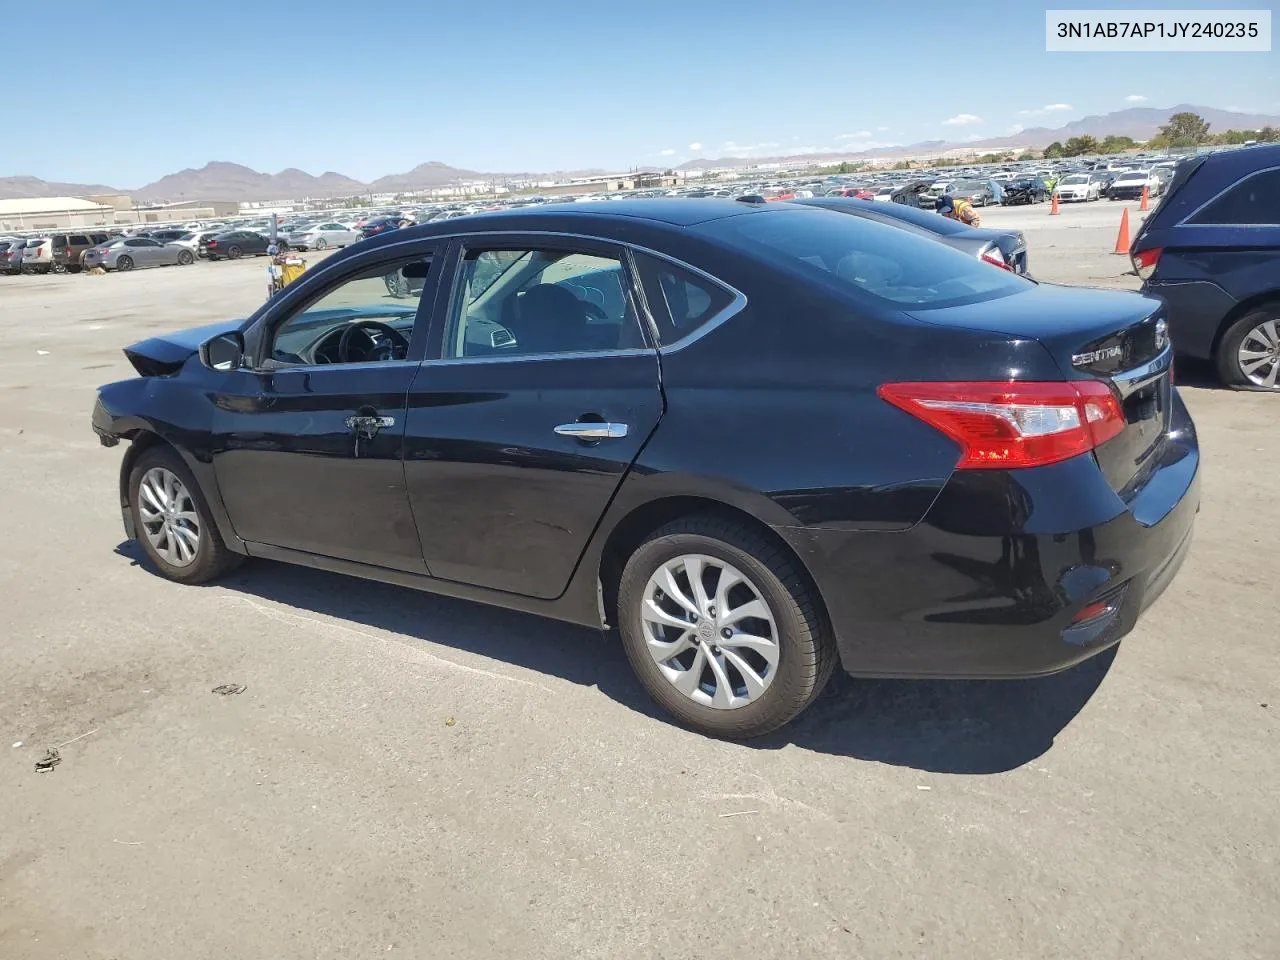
[936,194,981,227]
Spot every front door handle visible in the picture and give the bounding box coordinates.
[554,422,628,440]
[345,415,395,434]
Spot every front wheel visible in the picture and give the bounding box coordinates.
[129,445,244,584]
[177,250,193,265]
[1217,306,1280,390]
[616,516,836,739]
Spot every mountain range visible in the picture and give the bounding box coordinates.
[678,104,1280,170]
[3,104,1276,202]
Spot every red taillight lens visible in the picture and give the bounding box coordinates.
[207,240,218,247]
[979,246,1013,271]
[1131,246,1162,280]
[877,381,1126,469]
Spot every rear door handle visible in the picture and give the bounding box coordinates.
[554,422,629,440]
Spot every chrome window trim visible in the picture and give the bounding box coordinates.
[426,230,747,363]
[1183,164,1280,227]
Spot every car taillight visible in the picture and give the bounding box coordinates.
[877,380,1125,470]
[207,240,218,247]
[979,246,1012,271]
[1131,246,1162,280]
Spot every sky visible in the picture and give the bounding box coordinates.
[3,0,1276,187]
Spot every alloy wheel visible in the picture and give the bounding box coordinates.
[1237,318,1280,388]
[315,238,327,250]
[137,467,202,568]
[640,554,780,710]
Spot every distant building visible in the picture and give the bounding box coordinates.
[0,196,115,231]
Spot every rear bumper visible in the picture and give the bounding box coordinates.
[1141,279,1236,360]
[774,394,1200,679]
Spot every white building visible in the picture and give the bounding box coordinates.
[0,196,115,232]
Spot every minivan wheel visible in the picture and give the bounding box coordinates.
[616,516,836,739]
[128,446,244,584]
[116,255,134,271]
[1218,307,1280,389]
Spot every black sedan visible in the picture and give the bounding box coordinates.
[1002,178,1051,205]
[795,197,1029,274]
[360,217,404,239]
[91,200,1198,739]
[202,230,271,261]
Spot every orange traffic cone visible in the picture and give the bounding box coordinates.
[1139,185,1150,211]
[1113,207,1131,255]
[1050,192,1060,215]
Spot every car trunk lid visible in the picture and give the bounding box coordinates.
[909,284,1173,496]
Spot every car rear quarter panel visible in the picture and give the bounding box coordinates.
[633,274,1063,533]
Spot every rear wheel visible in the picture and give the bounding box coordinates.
[616,516,836,739]
[116,255,134,271]
[1217,306,1280,390]
[128,446,244,584]
[227,245,243,260]
[314,238,328,250]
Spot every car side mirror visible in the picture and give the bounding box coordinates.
[199,331,245,371]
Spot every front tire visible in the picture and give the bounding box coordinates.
[177,250,193,265]
[616,516,836,739]
[1217,305,1280,390]
[128,445,244,584]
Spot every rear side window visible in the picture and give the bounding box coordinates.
[633,252,735,344]
[705,209,1026,309]
[1188,168,1280,225]
[69,235,89,245]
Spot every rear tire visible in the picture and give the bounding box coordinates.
[227,245,243,260]
[116,255,134,271]
[314,238,328,250]
[1216,305,1280,390]
[616,516,836,739]
[128,445,245,584]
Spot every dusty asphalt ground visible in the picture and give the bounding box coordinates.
[1,199,1277,959]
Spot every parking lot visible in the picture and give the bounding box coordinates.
[1,197,1277,959]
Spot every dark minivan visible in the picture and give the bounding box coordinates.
[1130,144,1280,389]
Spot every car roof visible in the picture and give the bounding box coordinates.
[443,199,764,229]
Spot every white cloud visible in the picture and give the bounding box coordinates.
[836,130,873,140]
[688,142,702,151]
[1125,94,1147,102]
[942,113,983,126]
[1019,103,1074,116]
[659,148,676,156]
[1006,123,1025,135]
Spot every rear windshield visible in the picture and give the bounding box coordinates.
[704,209,1026,309]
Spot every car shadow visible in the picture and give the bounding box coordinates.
[115,541,1114,774]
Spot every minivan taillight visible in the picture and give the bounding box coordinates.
[1131,246,1162,280]
[878,381,1125,469]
